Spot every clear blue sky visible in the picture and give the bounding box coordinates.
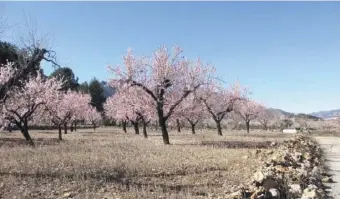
[1,2,340,114]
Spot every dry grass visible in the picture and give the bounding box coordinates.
[0,127,292,199]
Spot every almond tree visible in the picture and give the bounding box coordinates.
[108,46,214,144]
[104,84,155,137]
[0,40,60,101]
[70,92,93,131]
[257,108,274,130]
[124,87,155,138]
[127,114,141,135]
[85,106,102,131]
[45,91,91,140]
[104,90,130,133]
[0,62,16,89]
[174,93,205,134]
[0,73,62,145]
[104,95,125,133]
[198,83,247,136]
[225,111,242,130]
[234,99,263,133]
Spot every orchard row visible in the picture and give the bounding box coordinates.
[0,46,270,145]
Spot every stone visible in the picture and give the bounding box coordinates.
[253,171,265,184]
[322,176,333,183]
[303,152,312,161]
[227,190,242,198]
[63,192,71,198]
[274,165,289,173]
[270,142,277,147]
[298,167,308,175]
[266,150,274,155]
[255,149,261,155]
[62,192,77,198]
[268,188,280,198]
[242,155,249,159]
[288,184,302,195]
[224,135,326,199]
[250,187,265,199]
[307,184,317,189]
[262,179,279,189]
[311,167,320,177]
[301,188,322,199]
[303,160,312,168]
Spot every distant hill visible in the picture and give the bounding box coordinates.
[267,108,321,120]
[295,113,321,121]
[310,109,340,119]
[268,108,294,118]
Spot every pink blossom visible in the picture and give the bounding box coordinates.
[0,62,16,86]
[108,46,215,144]
[234,99,264,133]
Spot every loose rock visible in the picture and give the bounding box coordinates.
[230,134,327,199]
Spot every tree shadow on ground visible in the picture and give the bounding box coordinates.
[223,134,291,139]
[175,140,275,149]
[0,170,219,195]
[0,138,62,147]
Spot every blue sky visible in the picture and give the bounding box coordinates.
[1,2,340,113]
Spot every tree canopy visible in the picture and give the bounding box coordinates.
[49,67,79,91]
[88,78,106,113]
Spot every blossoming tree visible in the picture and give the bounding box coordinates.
[173,93,206,134]
[85,106,102,131]
[234,99,264,133]
[104,94,127,133]
[257,107,274,130]
[0,73,62,145]
[108,46,214,144]
[104,83,155,138]
[198,83,248,136]
[45,90,91,140]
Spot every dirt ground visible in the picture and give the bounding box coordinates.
[0,127,292,199]
[315,136,340,199]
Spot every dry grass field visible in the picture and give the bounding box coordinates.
[0,127,293,199]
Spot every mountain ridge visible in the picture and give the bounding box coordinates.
[310,109,340,119]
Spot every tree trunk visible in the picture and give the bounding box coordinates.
[21,120,34,146]
[8,124,12,133]
[191,123,196,135]
[159,118,170,144]
[64,123,68,134]
[176,119,181,133]
[157,105,170,145]
[263,124,268,131]
[122,121,127,133]
[246,121,250,133]
[74,121,77,131]
[70,122,74,132]
[261,121,268,131]
[142,120,148,138]
[58,125,62,140]
[215,120,223,136]
[93,124,96,131]
[132,122,139,134]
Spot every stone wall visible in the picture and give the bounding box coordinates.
[227,134,329,199]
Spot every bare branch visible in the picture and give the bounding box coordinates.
[130,80,157,101]
[14,13,60,67]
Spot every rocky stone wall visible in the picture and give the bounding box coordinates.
[227,134,330,199]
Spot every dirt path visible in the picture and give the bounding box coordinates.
[315,136,340,198]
